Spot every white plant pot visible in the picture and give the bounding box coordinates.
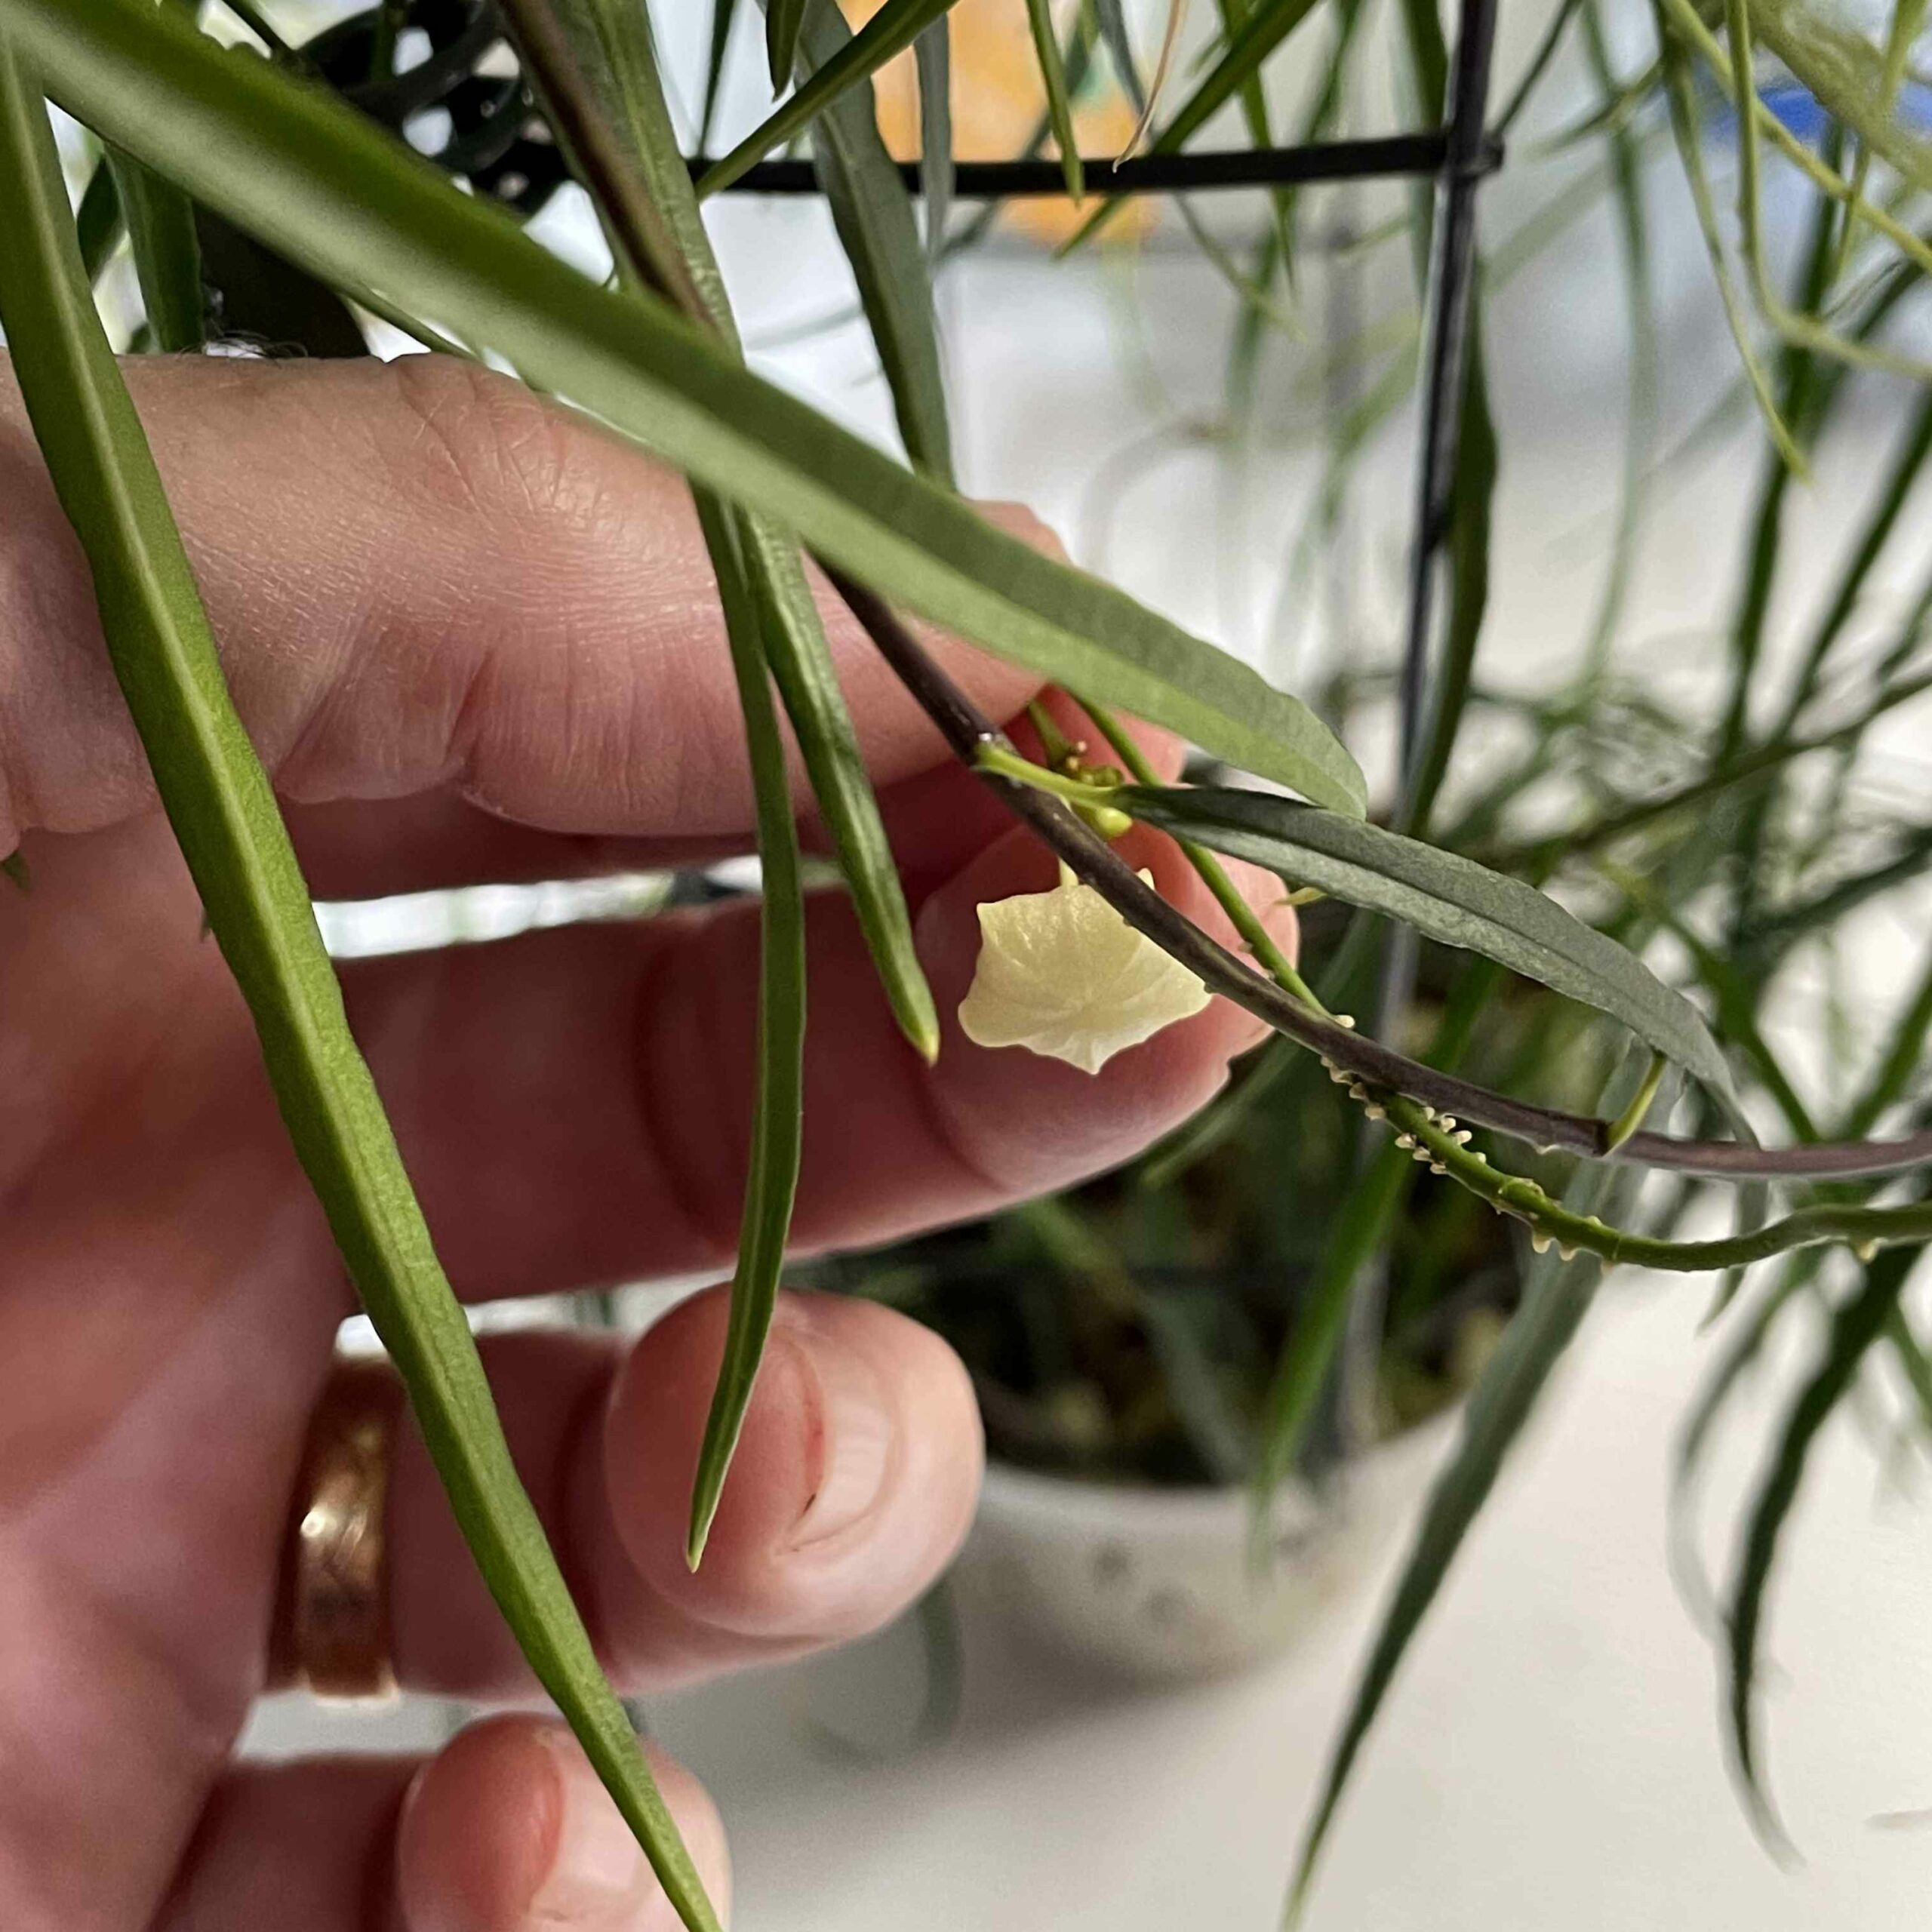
[958,1413,1456,1682]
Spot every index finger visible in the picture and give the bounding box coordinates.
[0,351,1043,847]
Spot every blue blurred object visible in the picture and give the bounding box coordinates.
[1715,77,1932,146]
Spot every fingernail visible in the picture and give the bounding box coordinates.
[531,1728,652,1924]
[779,1312,894,1550]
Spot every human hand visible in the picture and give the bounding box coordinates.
[0,352,1295,1932]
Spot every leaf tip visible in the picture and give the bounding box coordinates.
[2,849,29,893]
[889,972,943,1065]
[685,1495,717,1573]
[685,1435,731,1573]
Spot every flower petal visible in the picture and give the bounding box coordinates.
[957,867,1211,1074]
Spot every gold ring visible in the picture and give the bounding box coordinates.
[272,1358,401,1701]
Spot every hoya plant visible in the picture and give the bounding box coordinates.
[3,0,1931,1924]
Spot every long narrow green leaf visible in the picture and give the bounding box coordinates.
[1654,31,1804,474]
[1091,0,1142,103]
[737,507,940,1055]
[107,0,204,357]
[12,0,1367,816]
[75,151,123,281]
[1395,0,1447,113]
[795,0,955,482]
[1840,949,1932,1141]
[0,46,719,1932]
[520,0,928,1540]
[1494,0,1583,131]
[1214,0,1278,168]
[942,2,1094,257]
[1208,0,1296,269]
[1402,329,1497,837]
[1723,1243,1921,1847]
[1023,0,1082,199]
[698,0,957,197]
[698,0,740,152]
[1715,163,1839,764]
[1063,0,1327,250]
[543,0,940,1061]
[1577,0,1656,677]
[1287,1071,1662,1921]
[1254,1143,1407,1503]
[1671,1251,1814,1611]
[1777,388,1932,731]
[764,0,806,93]
[913,14,951,264]
[1276,0,1364,274]
[1121,785,1742,1104]
[105,141,204,349]
[685,494,807,1567]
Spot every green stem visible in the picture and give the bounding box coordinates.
[976,740,1126,810]
[1064,712,1909,1274]
[1078,699,1327,1011]
[974,704,1932,1269]
[1606,1052,1669,1152]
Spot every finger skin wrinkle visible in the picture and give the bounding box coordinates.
[896,1017,1017,1220]
[0,351,1043,848]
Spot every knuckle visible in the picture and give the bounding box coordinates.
[378,352,587,539]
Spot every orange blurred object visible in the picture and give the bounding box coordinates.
[846,0,1155,245]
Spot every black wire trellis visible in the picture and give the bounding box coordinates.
[697,131,1503,198]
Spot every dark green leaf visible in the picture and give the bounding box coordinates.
[738,508,940,1056]
[75,152,123,282]
[698,0,740,152]
[1121,786,1740,1104]
[1779,387,1932,729]
[796,0,955,482]
[1724,1244,1921,1850]
[1576,0,1656,675]
[195,208,368,356]
[1493,0,1583,131]
[16,0,1364,814]
[0,48,720,1932]
[1252,1142,1407,1514]
[698,0,958,197]
[685,494,808,1567]
[1840,950,1932,1140]
[1287,1066,1662,1920]
[1023,0,1081,198]
[764,0,806,93]
[533,0,940,1063]
[913,13,951,264]
[1,848,29,891]
[105,142,204,349]
[1063,0,1326,249]
[514,0,836,1545]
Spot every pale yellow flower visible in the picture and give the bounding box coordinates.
[957,866,1211,1075]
